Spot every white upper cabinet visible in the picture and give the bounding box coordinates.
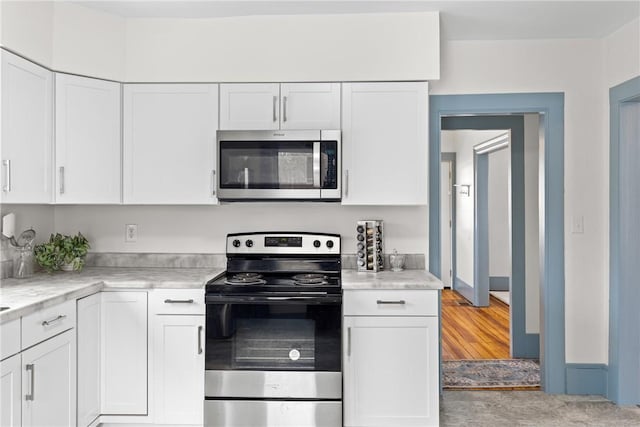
[341,82,429,205]
[280,83,341,130]
[123,84,219,204]
[219,83,280,130]
[219,83,340,130]
[1,51,53,204]
[55,74,121,204]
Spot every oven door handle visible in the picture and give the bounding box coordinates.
[205,295,342,304]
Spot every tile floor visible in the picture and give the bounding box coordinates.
[441,390,640,426]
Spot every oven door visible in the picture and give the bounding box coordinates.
[204,294,342,399]
[216,130,340,201]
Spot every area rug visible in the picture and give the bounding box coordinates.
[443,359,540,389]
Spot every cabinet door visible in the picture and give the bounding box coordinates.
[343,316,439,427]
[21,330,76,427]
[280,83,340,130]
[101,291,147,415]
[219,83,280,130]
[123,84,218,204]
[341,82,428,205]
[1,50,53,204]
[77,293,101,427]
[0,353,21,427]
[55,73,121,204]
[153,315,204,425]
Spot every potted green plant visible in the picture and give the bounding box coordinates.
[34,232,90,272]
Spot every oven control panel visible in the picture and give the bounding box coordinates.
[227,233,340,255]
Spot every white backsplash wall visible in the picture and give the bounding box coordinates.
[53,205,428,257]
[0,204,55,248]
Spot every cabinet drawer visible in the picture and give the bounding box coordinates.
[21,300,76,350]
[1,319,21,360]
[151,289,205,315]
[343,290,439,316]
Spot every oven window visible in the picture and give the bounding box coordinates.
[219,141,315,189]
[206,302,341,372]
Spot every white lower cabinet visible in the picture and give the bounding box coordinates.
[21,330,76,427]
[0,353,22,427]
[343,290,440,427]
[153,315,204,425]
[101,292,148,415]
[77,293,101,427]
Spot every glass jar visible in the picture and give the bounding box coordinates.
[13,247,34,279]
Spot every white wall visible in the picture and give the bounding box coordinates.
[124,12,439,82]
[53,205,428,256]
[0,1,54,66]
[432,38,608,363]
[52,2,126,81]
[488,147,510,277]
[604,18,640,88]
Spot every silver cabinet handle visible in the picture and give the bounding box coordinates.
[272,96,277,122]
[376,300,406,305]
[347,327,352,357]
[283,96,288,122]
[211,169,216,196]
[344,170,349,197]
[42,314,66,326]
[2,160,11,192]
[164,299,194,304]
[25,364,35,401]
[59,166,65,194]
[198,325,203,355]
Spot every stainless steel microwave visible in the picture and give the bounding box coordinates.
[216,130,341,201]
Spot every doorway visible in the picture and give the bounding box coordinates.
[429,93,566,393]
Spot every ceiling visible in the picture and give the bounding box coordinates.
[75,0,640,41]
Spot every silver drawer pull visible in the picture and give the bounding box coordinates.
[347,327,352,357]
[41,314,66,326]
[376,300,406,305]
[25,364,35,401]
[164,299,194,304]
[198,325,203,355]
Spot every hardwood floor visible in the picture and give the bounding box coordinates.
[442,289,510,360]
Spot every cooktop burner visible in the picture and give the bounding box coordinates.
[224,273,267,285]
[292,273,329,285]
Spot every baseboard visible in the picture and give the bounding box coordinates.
[489,276,509,291]
[566,364,608,396]
[453,276,474,303]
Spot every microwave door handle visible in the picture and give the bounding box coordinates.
[313,142,321,188]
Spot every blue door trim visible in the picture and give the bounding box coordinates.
[429,93,565,394]
[608,75,640,405]
[441,152,457,289]
[475,152,490,307]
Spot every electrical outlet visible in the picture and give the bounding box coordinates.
[125,224,138,242]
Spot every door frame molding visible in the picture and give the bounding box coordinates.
[440,152,456,289]
[429,93,565,394]
[608,75,640,404]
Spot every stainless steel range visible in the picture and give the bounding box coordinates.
[204,232,342,427]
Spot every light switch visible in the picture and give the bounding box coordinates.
[571,215,584,234]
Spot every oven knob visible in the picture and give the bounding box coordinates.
[326,240,334,249]
[313,240,321,248]
[245,239,254,247]
[232,239,241,248]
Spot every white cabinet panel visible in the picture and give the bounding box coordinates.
[219,83,280,130]
[21,299,76,350]
[0,353,21,427]
[123,84,219,204]
[153,315,204,425]
[77,293,101,427]
[1,50,53,204]
[0,320,20,361]
[55,73,121,204]
[343,316,439,427]
[101,291,147,415]
[342,82,428,205]
[220,83,340,130]
[280,83,340,130]
[21,330,76,427]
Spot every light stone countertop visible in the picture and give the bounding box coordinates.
[0,267,225,323]
[341,269,444,290]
